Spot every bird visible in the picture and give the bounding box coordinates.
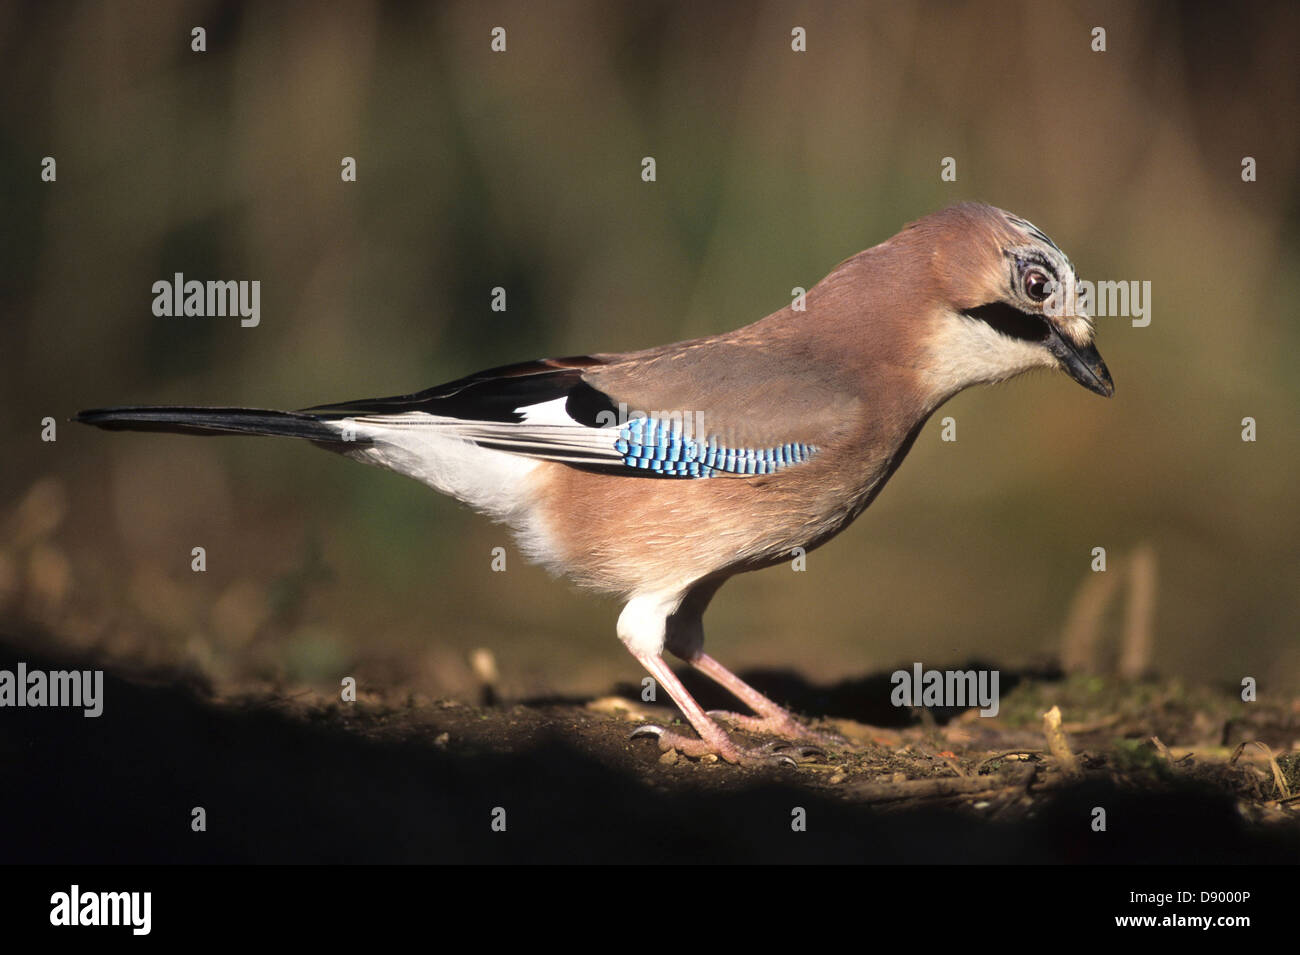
[77,202,1112,765]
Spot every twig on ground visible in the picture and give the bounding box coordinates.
[1043,705,1081,777]
[844,764,1037,805]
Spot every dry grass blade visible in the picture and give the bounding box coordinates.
[1119,544,1158,679]
[1059,569,1121,674]
[1229,741,1291,799]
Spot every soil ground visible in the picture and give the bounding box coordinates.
[2,626,1297,864]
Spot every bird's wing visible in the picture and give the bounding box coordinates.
[304,341,857,479]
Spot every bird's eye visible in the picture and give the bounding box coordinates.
[1023,270,1053,302]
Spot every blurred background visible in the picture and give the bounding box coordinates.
[1,0,1297,705]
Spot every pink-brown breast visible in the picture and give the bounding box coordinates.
[524,408,925,597]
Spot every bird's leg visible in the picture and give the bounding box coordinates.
[627,650,746,762]
[623,587,821,764]
[627,650,820,765]
[683,651,837,745]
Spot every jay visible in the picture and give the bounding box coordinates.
[78,203,1112,765]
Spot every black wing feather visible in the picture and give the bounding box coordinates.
[301,356,616,424]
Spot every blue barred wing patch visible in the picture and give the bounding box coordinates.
[613,416,817,477]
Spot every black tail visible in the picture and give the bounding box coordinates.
[73,407,360,443]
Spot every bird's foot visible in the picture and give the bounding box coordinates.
[706,709,846,748]
[629,724,821,767]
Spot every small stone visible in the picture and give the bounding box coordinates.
[701,754,719,764]
[433,732,450,749]
[828,772,846,784]
[658,750,679,766]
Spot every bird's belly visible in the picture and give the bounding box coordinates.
[525,459,879,595]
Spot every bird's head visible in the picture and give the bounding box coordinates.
[904,203,1114,402]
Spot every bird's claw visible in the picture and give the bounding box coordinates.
[630,723,818,766]
[761,739,824,760]
[705,709,840,749]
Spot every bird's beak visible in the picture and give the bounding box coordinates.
[1047,325,1114,397]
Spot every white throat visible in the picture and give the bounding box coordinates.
[917,310,1058,404]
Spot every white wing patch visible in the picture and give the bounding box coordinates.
[516,396,577,425]
[334,410,623,471]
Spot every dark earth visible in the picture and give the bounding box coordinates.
[3,624,1297,865]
